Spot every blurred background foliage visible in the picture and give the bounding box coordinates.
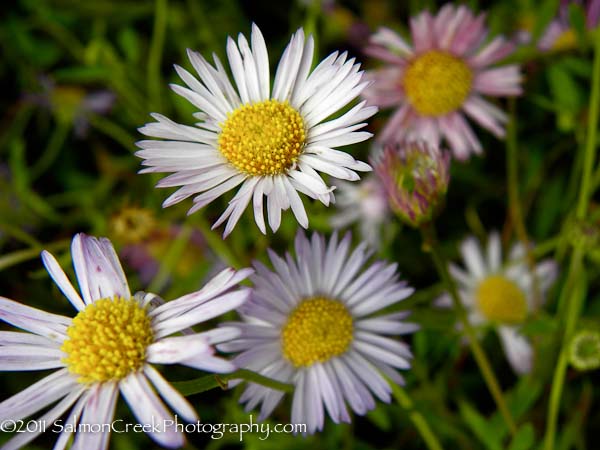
[0,0,599,448]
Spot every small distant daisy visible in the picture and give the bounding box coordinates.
[0,233,252,450]
[219,231,417,433]
[538,0,600,51]
[363,4,522,160]
[443,232,557,374]
[137,24,376,237]
[330,174,390,248]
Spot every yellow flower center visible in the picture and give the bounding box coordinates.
[476,275,528,324]
[281,297,353,367]
[61,296,154,383]
[552,29,577,52]
[218,100,306,176]
[403,50,473,116]
[109,206,157,244]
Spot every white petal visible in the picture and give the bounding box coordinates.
[144,365,198,422]
[41,251,86,311]
[120,373,184,448]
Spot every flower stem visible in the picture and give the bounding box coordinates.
[543,245,584,450]
[420,223,517,436]
[576,31,600,221]
[543,29,600,450]
[506,98,542,308]
[390,382,445,450]
[147,0,167,111]
[172,369,294,396]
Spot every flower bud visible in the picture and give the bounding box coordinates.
[371,140,450,228]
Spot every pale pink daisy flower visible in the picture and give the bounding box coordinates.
[0,233,252,450]
[363,4,522,160]
[137,24,375,237]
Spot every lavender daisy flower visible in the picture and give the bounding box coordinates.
[219,231,417,433]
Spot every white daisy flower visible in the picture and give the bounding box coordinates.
[219,231,418,433]
[444,232,557,374]
[0,233,252,450]
[330,174,390,248]
[137,24,376,237]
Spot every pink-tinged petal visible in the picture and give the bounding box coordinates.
[197,326,241,345]
[0,345,65,371]
[363,45,406,65]
[120,372,185,448]
[53,390,92,450]
[378,104,413,143]
[469,36,515,67]
[150,267,253,321]
[153,289,250,339]
[71,234,130,304]
[450,12,487,56]
[370,27,414,56]
[462,96,507,138]
[0,368,76,423]
[0,331,59,347]
[474,66,523,96]
[144,365,198,423]
[71,383,118,450]
[180,354,236,373]
[410,11,435,53]
[439,113,482,159]
[146,335,211,365]
[0,296,70,342]
[498,326,533,375]
[0,386,84,450]
[41,251,86,312]
[588,0,600,28]
[437,5,470,50]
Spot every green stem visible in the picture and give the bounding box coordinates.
[576,31,600,220]
[543,30,600,450]
[543,246,584,450]
[420,223,517,436]
[147,0,167,111]
[506,99,542,308]
[172,369,294,396]
[30,122,70,181]
[88,114,137,150]
[390,382,445,450]
[0,240,71,272]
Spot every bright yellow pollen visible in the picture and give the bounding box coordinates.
[281,297,353,367]
[218,100,306,176]
[403,50,473,116]
[476,275,528,324]
[61,296,154,383]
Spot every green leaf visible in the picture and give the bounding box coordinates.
[458,401,503,450]
[507,423,535,450]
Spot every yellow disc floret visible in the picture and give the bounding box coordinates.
[403,50,473,116]
[476,275,528,324]
[61,296,154,383]
[218,100,306,176]
[281,297,353,367]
